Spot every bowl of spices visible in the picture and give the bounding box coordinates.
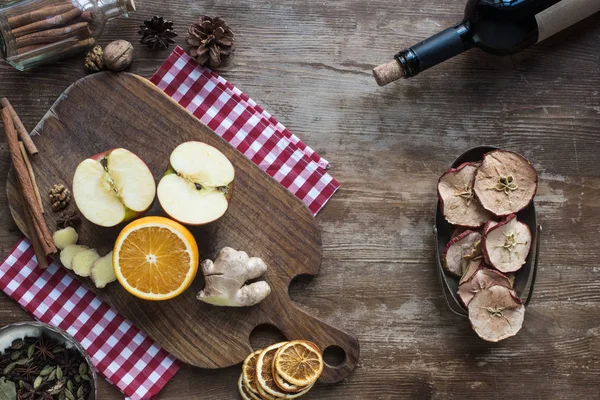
[0,322,96,400]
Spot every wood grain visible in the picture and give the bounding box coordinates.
[6,72,359,383]
[0,0,599,398]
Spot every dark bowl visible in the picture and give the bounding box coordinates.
[434,146,541,317]
[0,322,97,399]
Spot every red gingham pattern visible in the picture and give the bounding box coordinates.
[0,239,179,400]
[150,46,340,215]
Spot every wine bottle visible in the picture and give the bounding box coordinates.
[373,0,600,86]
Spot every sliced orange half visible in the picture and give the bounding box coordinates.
[274,341,323,387]
[113,216,199,300]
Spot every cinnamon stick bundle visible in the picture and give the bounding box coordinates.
[1,107,56,261]
[16,21,89,48]
[12,7,82,38]
[7,3,74,29]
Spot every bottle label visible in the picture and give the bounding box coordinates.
[536,0,600,42]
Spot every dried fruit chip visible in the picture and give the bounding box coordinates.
[468,285,525,342]
[238,373,261,400]
[483,220,498,235]
[482,214,531,273]
[242,350,262,396]
[473,150,538,216]
[459,259,483,285]
[256,342,301,399]
[274,340,323,387]
[442,230,482,277]
[438,162,492,227]
[458,267,513,306]
[273,370,308,393]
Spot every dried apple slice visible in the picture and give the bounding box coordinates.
[438,162,492,227]
[483,220,498,234]
[468,285,525,342]
[482,214,531,273]
[459,259,482,285]
[473,150,537,216]
[442,230,482,277]
[458,267,512,306]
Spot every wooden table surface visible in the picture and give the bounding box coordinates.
[1,1,599,399]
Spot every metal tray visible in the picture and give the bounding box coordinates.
[434,146,541,317]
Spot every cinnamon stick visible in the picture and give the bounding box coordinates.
[18,191,49,269]
[12,8,82,38]
[2,107,56,255]
[0,98,38,155]
[19,142,44,214]
[16,21,89,49]
[8,3,75,29]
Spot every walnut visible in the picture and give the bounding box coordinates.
[103,40,134,71]
[49,184,71,212]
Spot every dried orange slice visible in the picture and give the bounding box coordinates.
[274,341,323,387]
[113,216,199,300]
[255,342,313,399]
[242,350,262,396]
[273,370,307,393]
[238,373,261,400]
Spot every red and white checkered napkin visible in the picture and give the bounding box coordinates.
[0,239,179,399]
[0,47,339,399]
[150,46,340,215]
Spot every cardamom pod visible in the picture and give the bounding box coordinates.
[56,366,63,379]
[3,362,16,375]
[78,362,87,375]
[34,375,43,388]
[27,344,35,358]
[40,365,54,376]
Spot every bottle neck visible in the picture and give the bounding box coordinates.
[395,23,472,79]
[97,0,135,20]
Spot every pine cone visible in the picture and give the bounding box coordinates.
[138,16,177,52]
[186,16,234,68]
[48,184,71,212]
[84,45,104,73]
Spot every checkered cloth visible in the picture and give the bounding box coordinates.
[0,47,339,399]
[150,46,340,215]
[0,239,179,399]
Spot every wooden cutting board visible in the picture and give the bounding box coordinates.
[6,72,359,383]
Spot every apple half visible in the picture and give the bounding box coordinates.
[73,148,156,227]
[157,141,235,225]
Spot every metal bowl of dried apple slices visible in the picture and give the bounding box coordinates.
[434,146,541,342]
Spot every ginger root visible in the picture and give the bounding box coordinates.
[197,247,271,307]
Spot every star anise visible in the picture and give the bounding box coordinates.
[17,382,42,400]
[34,336,55,361]
[14,363,39,381]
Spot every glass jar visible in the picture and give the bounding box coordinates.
[0,0,135,71]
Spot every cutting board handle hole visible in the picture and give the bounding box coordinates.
[323,345,346,368]
[250,324,286,350]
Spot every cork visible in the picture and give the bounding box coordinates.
[372,60,404,86]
